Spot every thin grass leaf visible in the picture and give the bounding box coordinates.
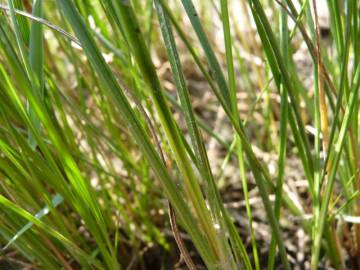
[180,0,231,109]
[2,193,63,250]
[268,3,290,268]
[27,0,44,149]
[220,0,258,268]
[0,194,102,269]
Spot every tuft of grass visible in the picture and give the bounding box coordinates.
[0,0,358,269]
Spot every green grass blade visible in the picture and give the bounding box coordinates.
[0,194,102,269]
[180,0,232,109]
[7,0,31,79]
[3,193,63,250]
[220,0,257,268]
[268,2,289,268]
[28,0,44,149]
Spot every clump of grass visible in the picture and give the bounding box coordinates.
[0,0,358,269]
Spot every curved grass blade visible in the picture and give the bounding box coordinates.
[0,194,103,269]
[2,193,63,250]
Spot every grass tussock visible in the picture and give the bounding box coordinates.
[0,0,359,269]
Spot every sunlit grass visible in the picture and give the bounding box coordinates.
[0,0,359,269]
